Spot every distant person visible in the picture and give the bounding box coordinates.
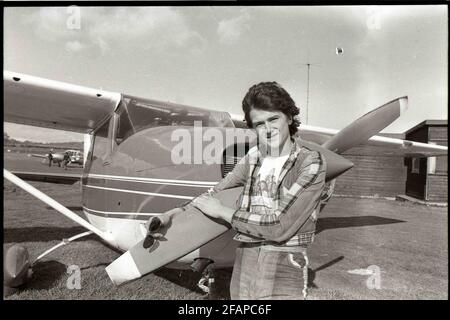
[48,149,54,167]
[63,152,70,170]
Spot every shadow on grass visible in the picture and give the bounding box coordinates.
[4,226,95,243]
[154,267,233,300]
[155,257,346,299]
[45,206,83,211]
[27,260,67,291]
[316,216,405,234]
[308,256,345,289]
[5,261,110,298]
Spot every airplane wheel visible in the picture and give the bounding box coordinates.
[4,244,32,293]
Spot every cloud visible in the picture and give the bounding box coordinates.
[217,10,251,45]
[25,7,206,55]
[24,7,71,42]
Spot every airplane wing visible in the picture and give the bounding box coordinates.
[4,71,114,186]
[299,125,448,158]
[9,171,81,185]
[3,72,118,254]
[4,71,121,133]
[31,154,49,159]
[230,98,447,158]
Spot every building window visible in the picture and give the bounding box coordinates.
[427,142,437,174]
[427,157,436,174]
[412,158,420,174]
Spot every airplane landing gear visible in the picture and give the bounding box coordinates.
[198,265,216,299]
[190,258,216,298]
[4,231,93,295]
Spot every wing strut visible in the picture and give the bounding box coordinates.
[3,169,113,242]
[33,231,94,266]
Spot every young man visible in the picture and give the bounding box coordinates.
[191,82,328,300]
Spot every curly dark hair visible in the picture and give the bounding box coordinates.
[242,81,300,136]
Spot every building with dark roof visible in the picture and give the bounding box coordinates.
[334,120,447,203]
[404,120,447,202]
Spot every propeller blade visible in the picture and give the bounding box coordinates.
[322,97,408,154]
[298,140,354,181]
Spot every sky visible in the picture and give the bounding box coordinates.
[4,5,448,142]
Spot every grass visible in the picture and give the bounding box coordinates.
[3,152,448,300]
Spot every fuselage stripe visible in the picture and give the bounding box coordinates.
[87,174,218,186]
[86,175,214,188]
[83,209,150,221]
[83,206,161,216]
[85,184,194,200]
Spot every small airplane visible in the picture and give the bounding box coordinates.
[65,149,84,166]
[31,149,84,167]
[3,71,447,295]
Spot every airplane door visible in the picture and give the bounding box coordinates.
[104,109,138,217]
[82,118,113,230]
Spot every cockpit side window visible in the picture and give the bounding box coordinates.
[112,96,236,144]
[91,118,110,162]
[208,110,235,128]
[126,99,210,131]
[114,102,134,146]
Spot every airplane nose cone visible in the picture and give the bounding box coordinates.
[4,244,32,292]
[319,147,354,181]
[326,153,354,181]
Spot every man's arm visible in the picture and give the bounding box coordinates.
[178,151,251,210]
[228,151,326,243]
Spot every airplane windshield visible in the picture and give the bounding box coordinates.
[114,95,234,145]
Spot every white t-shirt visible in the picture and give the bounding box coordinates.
[252,155,289,210]
[258,155,290,183]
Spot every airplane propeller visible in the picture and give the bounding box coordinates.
[322,97,408,154]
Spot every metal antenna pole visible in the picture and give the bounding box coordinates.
[298,61,321,125]
[306,63,310,125]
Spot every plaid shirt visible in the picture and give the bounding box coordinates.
[210,137,329,247]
